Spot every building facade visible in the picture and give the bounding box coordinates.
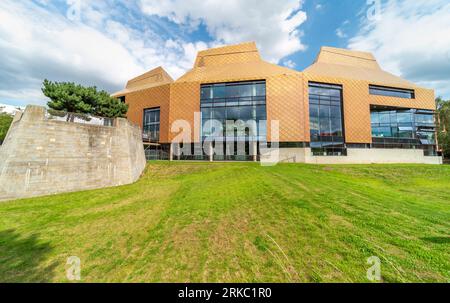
[113,42,442,164]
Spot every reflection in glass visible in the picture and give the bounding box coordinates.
[370,107,436,145]
[200,81,267,159]
[308,82,345,156]
[143,108,160,142]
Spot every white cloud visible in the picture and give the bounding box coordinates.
[348,0,450,98]
[0,1,213,106]
[282,59,297,69]
[315,4,323,11]
[139,0,307,63]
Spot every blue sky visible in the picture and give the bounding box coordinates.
[0,0,449,107]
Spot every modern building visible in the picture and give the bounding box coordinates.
[112,42,442,164]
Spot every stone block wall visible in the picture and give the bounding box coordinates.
[0,106,146,201]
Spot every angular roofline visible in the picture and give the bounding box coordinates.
[112,66,174,97]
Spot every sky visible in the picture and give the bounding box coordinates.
[0,0,449,107]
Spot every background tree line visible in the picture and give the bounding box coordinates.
[436,97,450,159]
[0,111,14,144]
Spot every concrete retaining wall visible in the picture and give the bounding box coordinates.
[0,106,146,201]
[261,147,443,165]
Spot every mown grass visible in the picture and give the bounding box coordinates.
[0,162,449,282]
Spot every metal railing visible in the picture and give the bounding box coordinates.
[45,109,115,127]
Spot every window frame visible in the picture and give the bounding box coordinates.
[143,107,161,142]
[369,85,415,99]
[308,82,346,156]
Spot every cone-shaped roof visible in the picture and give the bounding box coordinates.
[176,42,299,83]
[304,46,419,88]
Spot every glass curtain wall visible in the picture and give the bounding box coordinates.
[308,82,346,156]
[370,107,437,154]
[200,81,267,161]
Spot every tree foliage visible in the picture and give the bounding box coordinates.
[42,79,128,118]
[0,112,13,144]
[436,97,450,158]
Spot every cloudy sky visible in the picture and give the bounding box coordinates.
[1,0,449,107]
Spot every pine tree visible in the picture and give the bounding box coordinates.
[42,80,128,119]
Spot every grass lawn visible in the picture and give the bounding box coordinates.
[0,162,449,283]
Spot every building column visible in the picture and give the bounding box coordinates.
[209,143,214,162]
[169,143,173,161]
[251,141,258,162]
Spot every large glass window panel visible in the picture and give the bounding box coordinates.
[319,104,330,118]
[308,82,345,155]
[226,85,240,98]
[201,86,212,100]
[397,110,413,123]
[201,108,212,120]
[255,105,266,119]
[213,85,226,99]
[213,108,226,120]
[255,83,266,97]
[370,107,437,147]
[331,118,343,136]
[226,107,240,121]
[143,108,160,142]
[200,81,267,155]
[390,111,397,124]
[239,106,253,121]
[330,105,341,118]
[379,112,390,124]
[239,84,253,97]
[371,111,379,124]
[415,114,434,125]
[319,116,331,136]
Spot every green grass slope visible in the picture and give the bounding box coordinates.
[0,162,449,282]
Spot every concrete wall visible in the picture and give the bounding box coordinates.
[261,148,443,165]
[0,106,147,201]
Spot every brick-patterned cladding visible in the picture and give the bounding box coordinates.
[125,84,171,143]
[118,43,437,145]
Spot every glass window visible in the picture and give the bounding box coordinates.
[213,85,226,99]
[255,83,266,97]
[330,106,341,118]
[201,108,212,121]
[397,110,413,123]
[255,105,266,119]
[226,85,240,98]
[143,108,160,142]
[213,108,226,120]
[309,82,345,156]
[369,85,415,99]
[239,106,253,121]
[201,86,212,100]
[379,112,390,124]
[239,84,253,97]
[226,107,240,121]
[415,114,434,125]
[371,111,379,124]
[200,81,267,151]
[370,107,437,146]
